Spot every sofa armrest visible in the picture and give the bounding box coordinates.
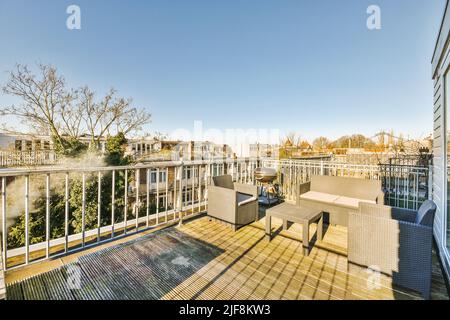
[296,181,311,205]
[299,181,311,195]
[207,185,237,223]
[234,183,258,197]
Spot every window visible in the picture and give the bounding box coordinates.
[182,168,192,179]
[212,165,223,177]
[159,171,166,183]
[25,140,32,151]
[182,191,191,203]
[156,195,167,208]
[150,171,166,184]
[15,140,22,151]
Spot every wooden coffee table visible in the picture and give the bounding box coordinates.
[265,202,323,256]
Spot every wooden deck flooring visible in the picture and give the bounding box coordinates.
[165,216,449,300]
[4,212,450,300]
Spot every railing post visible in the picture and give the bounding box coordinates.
[24,175,29,264]
[81,172,86,247]
[135,169,140,231]
[146,169,150,227]
[428,165,433,201]
[97,172,102,241]
[64,173,69,252]
[1,177,6,270]
[178,162,184,226]
[111,170,116,237]
[156,168,160,224]
[45,173,50,258]
[165,167,169,221]
[191,165,194,215]
[124,169,128,234]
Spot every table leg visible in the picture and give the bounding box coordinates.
[302,222,309,256]
[317,215,323,241]
[283,219,288,230]
[265,215,272,241]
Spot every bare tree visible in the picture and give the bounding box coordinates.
[115,105,152,136]
[1,63,152,154]
[282,132,301,147]
[1,63,72,147]
[312,136,331,151]
[152,131,168,141]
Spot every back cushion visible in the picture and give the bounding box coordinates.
[213,175,234,190]
[310,175,381,200]
[415,200,437,227]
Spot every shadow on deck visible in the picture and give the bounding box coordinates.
[7,228,224,300]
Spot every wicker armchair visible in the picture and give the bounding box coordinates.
[348,200,436,299]
[207,175,259,231]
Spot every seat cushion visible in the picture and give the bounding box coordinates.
[300,191,376,210]
[333,196,376,209]
[237,192,257,207]
[300,191,339,203]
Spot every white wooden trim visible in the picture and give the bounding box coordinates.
[0,253,5,299]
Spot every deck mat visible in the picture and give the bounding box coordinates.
[6,228,224,300]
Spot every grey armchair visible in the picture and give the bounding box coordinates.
[348,200,436,299]
[207,175,259,231]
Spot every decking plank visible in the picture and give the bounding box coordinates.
[5,214,449,300]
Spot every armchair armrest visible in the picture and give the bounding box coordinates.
[376,189,386,205]
[359,202,417,223]
[234,183,258,197]
[390,207,418,223]
[207,185,237,223]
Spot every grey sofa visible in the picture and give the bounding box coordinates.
[297,175,384,226]
[348,200,436,299]
[207,175,259,231]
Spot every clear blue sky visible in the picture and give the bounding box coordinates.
[0,0,445,142]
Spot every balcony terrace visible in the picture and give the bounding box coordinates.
[0,158,449,300]
[3,210,449,300]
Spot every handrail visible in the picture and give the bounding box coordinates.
[0,150,58,168]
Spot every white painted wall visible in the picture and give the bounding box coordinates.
[432,0,450,283]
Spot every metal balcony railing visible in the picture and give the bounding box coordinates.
[0,150,58,167]
[0,157,430,272]
[261,159,430,210]
[0,158,260,271]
